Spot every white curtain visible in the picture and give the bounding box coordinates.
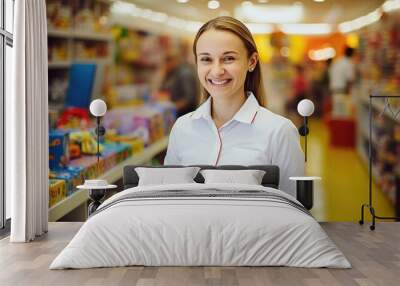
[8,0,49,242]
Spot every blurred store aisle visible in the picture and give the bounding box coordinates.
[306,119,395,222]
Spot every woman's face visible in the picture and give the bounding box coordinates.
[196,29,257,100]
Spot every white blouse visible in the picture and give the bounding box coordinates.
[164,92,305,197]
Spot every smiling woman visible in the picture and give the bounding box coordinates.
[164,16,305,198]
[193,17,265,111]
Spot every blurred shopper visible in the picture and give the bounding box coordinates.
[321,58,332,95]
[286,64,308,125]
[320,58,332,115]
[309,60,331,117]
[264,49,292,115]
[164,16,304,197]
[329,47,355,95]
[160,51,199,117]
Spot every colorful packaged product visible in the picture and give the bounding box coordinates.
[102,143,132,164]
[102,151,117,172]
[105,131,144,154]
[49,165,85,196]
[103,107,151,144]
[133,107,164,145]
[49,179,67,207]
[69,141,82,159]
[65,166,85,189]
[102,104,171,146]
[69,156,104,180]
[49,170,73,196]
[148,101,177,134]
[49,130,70,170]
[69,130,104,155]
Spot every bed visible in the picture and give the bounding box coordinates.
[50,165,351,269]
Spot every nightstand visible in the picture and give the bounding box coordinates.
[289,176,321,210]
[77,180,117,216]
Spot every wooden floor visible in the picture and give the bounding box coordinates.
[1,222,399,286]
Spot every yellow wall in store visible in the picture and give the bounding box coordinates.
[288,35,306,63]
[254,34,272,63]
[346,33,359,48]
[254,33,350,64]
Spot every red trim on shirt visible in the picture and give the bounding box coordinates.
[215,129,222,166]
[251,111,258,124]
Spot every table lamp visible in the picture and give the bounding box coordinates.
[89,99,107,165]
[297,99,315,162]
[78,99,116,216]
[289,99,321,210]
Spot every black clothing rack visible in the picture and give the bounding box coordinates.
[359,95,400,230]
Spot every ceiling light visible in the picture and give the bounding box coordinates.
[110,1,201,34]
[167,17,187,28]
[258,0,269,3]
[245,23,273,34]
[110,1,138,16]
[208,0,220,9]
[279,23,332,35]
[242,1,253,7]
[308,47,336,61]
[219,10,231,16]
[313,0,325,2]
[152,12,168,23]
[235,4,304,23]
[382,0,400,12]
[338,8,382,33]
[185,21,204,32]
[177,0,189,3]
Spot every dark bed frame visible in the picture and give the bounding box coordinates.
[123,165,280,189]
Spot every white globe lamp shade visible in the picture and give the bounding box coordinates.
[89,99,107,117]
[297,99,315,117]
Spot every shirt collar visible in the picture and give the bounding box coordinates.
[191,96,212,120]
[191,91,260,124]
[233,91,260,124]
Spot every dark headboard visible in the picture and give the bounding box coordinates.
[123,165,280,189]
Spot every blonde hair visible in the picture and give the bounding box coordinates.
[193,16,266,107]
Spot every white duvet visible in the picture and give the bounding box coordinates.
[50,183,351,269]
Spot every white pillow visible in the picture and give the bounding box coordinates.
[135,167,201,186]
[200,169,266,185]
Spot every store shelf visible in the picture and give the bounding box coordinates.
[48,60,71,69]
[48,28,113,42]
[47,26,115,103]
[359,95,400,124]
[122,59,158,69]
[73,30,113,41]
[355,12,400,215]
[48,58,112,69]
[358,125,378,146]
[357,144,380,183]
[47,28,73,38]
[359,143,398,206]
[74,58,113,65]
[49,103,64,112]
[48,136,169,222]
